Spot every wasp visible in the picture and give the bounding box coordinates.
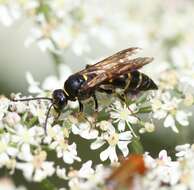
[12,47,157,131]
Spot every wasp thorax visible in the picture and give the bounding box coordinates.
[64,74,85,98]
[52,89,67,110]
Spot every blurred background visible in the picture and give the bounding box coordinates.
[0,0,194,154]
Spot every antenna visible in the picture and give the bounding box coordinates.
[44,103,54,134]
[11,97,52,102]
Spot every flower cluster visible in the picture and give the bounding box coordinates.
[1,0,194,189]
[133,144,194,190]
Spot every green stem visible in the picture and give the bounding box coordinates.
[40,179,57,190]
[130,137,144,154]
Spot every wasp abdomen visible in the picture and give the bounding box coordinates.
[127,71,158,92]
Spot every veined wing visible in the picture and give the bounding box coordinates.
[77,47,141,76]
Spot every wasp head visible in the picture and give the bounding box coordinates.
[52,89,68,111]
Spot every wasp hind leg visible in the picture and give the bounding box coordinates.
[117,92,128,103]
[92,94,98,111]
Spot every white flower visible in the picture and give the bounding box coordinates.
[0,134,18,167]
[3,112,21,126]
[91,124,132,162]
[0,97,10,121]
[43,124,64,144]
[175,144,191,157]
[142,150,180,189]
[16,151,55,182]
[151,91,191,133]
[68,160,109,190]
[72,122,98,139]
[56,166,68,180]
[0,177,26,190]
[0,4,20,26]
[12,124,43,146]
[26,72,42,94]
[110,101,138,134]
[28,100,50,125]
[42,64,72,91]
[10,95,27,114]
[11,124,44,161]
[50,139,81,164]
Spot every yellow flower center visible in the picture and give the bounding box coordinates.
[107,133,119,146]
[119,108,129,120]
[59,139,68,150]
[152,99,162,111]
[33,151,47,169]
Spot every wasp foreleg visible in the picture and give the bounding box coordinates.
[78,101,84,112]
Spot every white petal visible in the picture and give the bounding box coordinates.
[127,115,138,124]
[164,115,179,133]
[0,153,9,163]
[16,163,34,180]
[42,76,59,91]
[81,129,99,139]
[109,146,118,163]
[164,114,174,128]
[100,147,111,161]
[19,144,33,161]
[117,141,129,156]
[7,147,18,156]
[78,160,94,177]
[119,131,132,141]
[154,110,167,119]
[176,111,191,126]
[118,120,125,131]
[71,124,79,135]
[90,139,106,150]
[63,152,74,164]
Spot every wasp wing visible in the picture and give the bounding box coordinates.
[76,47,153,92]
[78,47,140,76]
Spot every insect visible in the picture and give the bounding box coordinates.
[12,47,157,132]
[106,154,147,190]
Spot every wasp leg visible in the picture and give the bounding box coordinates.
[55,111,61,121]
[78,101,84,112]
[97,87,113,94]
[92,94,98,111]
[117,93,127,102]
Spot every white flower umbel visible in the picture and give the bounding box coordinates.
[110,101,138,136]
[151,91,191,133]
[91,123,132,162]
[16,150,55,182]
